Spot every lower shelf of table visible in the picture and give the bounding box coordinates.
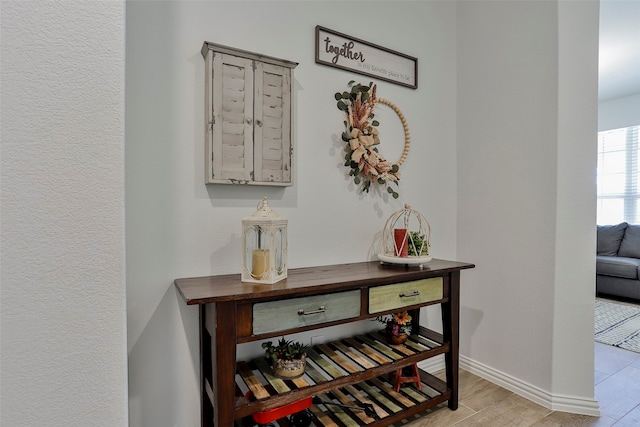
[228,327,452,426]
[236,373,450,427]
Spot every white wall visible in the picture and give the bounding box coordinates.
[125,2,458,426]
[457,0,557,393]
[457,0,599,414]
[552,0,599,405]
[0,1,600,425]
[599,92,640,131]
[0,1,127,426]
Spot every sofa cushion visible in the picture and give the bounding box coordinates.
[596,256,640,279]
[597,222,628,256]
[619,224,640,258]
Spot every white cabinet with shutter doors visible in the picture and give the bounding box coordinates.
[201,42,297,186]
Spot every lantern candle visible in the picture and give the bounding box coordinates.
[252,249,270,280]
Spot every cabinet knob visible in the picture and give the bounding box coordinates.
[246,117,253,125]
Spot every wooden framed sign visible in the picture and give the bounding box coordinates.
[315,26,418,89]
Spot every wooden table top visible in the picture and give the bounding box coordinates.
[174,259,475,305]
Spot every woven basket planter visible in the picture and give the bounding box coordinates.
[272,354,306,379]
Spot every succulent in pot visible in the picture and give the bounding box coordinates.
[262,337,308,379]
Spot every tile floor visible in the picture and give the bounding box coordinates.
[399,342,640,426]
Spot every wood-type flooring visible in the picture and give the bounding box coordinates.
[400,342,640,426]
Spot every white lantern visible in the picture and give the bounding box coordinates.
[241,197,288,284]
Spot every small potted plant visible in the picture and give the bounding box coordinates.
[377,311,413,345]
[262,337,308,379]
[407,231,429,257]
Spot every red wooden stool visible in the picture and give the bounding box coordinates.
[389,363,422,392]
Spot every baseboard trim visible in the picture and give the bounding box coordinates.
[418,355,600,417]
[417,354,445,373]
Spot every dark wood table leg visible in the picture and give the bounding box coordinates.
[200,305,213,427]
[442,271,460,410]
[213,301,237,426]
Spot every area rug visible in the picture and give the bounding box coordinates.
[595,298,640,354]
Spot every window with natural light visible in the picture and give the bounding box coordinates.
[597,125,640,225]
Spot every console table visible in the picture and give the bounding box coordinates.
[175,259,474,427]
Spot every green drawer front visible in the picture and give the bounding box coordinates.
[369,277,443,314]
[253,290,361,335]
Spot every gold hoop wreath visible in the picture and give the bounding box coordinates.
[336,81,410,198]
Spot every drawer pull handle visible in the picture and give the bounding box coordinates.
[399,290,420,298]
[298,306,326,316]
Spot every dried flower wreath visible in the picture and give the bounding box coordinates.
[335,81,410,198]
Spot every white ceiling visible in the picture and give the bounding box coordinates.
[599,0,640,101]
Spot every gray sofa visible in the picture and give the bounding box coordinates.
[597,222,640,300]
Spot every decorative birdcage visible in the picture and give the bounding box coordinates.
[241,197,288,284]
[378,203,432,266]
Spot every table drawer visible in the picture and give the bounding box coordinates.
[253,290,361,335]
[369,277,443,313]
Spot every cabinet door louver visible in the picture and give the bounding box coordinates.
[211,54,254,183]
[254,63,291,183]
[202,41,297,186]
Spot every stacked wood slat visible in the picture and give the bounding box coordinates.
[235,330,449,426]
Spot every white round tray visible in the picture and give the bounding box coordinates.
[377,253,433,266]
